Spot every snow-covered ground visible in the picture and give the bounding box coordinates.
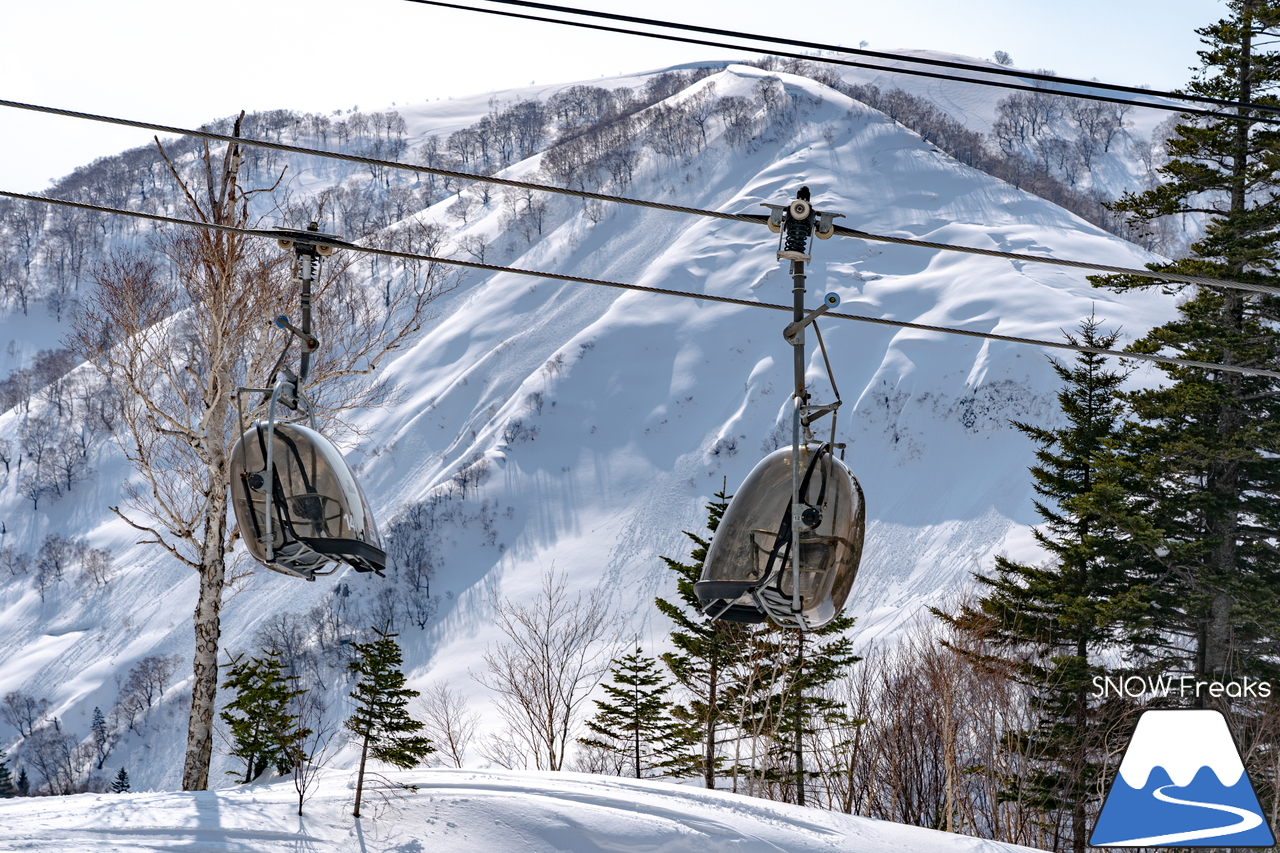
[0,768,1044,852]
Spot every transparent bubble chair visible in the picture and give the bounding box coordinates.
[230,420,386,580]
[695,443,864,631]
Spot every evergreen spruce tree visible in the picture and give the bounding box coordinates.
[941,322,1151,853]
[346,625,434,818]
[728,614,859,805]
[578,646,685,778]
[1099,0,1280,687]
[110,766,130,793]
[15,767,28,796]
[655,484,751,788]
[776,617,860,806]
[219,650,309,783]
[90,706,110,770]
[0,749,15,798]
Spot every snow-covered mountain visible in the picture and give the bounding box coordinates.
[0,55,1177,800]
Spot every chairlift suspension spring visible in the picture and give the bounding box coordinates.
[782,200,813,259]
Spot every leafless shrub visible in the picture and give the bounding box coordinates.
[121,653,181,712]
[24,723,81,795]
[807,609,1050,845]
[79,547,116,588]
[573,740,629,776]
[717,95,758,148]
[500,186,549,243]
[451,453,490,498]
[252,612,317,682]
[478,726,530,770]
[418,683,480,768]
[474,569,618,770]
[458,235,490,264]
[0,546,31,578]
[500,419,538,446]
[447,195,477,226]
[288,690,339,815]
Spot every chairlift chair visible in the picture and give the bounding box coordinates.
[230,420,386,580]
[695,443,864,631]
[696,186,865,632]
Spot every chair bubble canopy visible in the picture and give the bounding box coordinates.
[695,444,865,631]
[230,421,386,580]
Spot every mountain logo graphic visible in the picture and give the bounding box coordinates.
[1091,709,1275,847]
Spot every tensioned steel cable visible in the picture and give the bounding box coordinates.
[5,188,1277,381]
[457,0,1280,118]
[2,99,1276,299]
[401,0,1280,126]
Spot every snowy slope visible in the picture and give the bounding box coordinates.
[0,768,1045,853]
[823,49,1178,208]
[0,59,1177,795]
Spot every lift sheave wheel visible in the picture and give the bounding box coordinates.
[230,421,386,580]
[695,444,865,631]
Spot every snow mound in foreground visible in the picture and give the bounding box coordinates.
[0,768,1044,852]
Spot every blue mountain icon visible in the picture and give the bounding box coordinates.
[1091,710,1275,847]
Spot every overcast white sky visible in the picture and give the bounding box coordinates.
[0,0,1225,192]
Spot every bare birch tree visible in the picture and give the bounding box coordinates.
[475,569,617,770]
[418,682,480,768]
[68,113,449,790]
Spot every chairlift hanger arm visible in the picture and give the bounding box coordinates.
[275,315,319,352]
[801,401,840,427]
[784,293,841,344]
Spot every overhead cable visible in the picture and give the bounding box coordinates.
[401,0,1280,126]
[1,100,1274,298]
[471,0,1280,118]
[4,188,1278,381]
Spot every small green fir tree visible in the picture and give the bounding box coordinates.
[15,767,28,796]
[346,625,434,817]
[220,649,309,783]
[91,706,110,770]
[655,483,751,788]
[579,646,685,778]
[940,320,1152,853]
[110,766,130,793]
[0,749,15,798]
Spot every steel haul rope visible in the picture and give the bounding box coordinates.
[403,0,1280,125]
[468,0,1280,118]
[0,100,1274,298]
[6,188,1278,381]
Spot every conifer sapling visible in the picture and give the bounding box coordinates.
[346,625,434,817]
